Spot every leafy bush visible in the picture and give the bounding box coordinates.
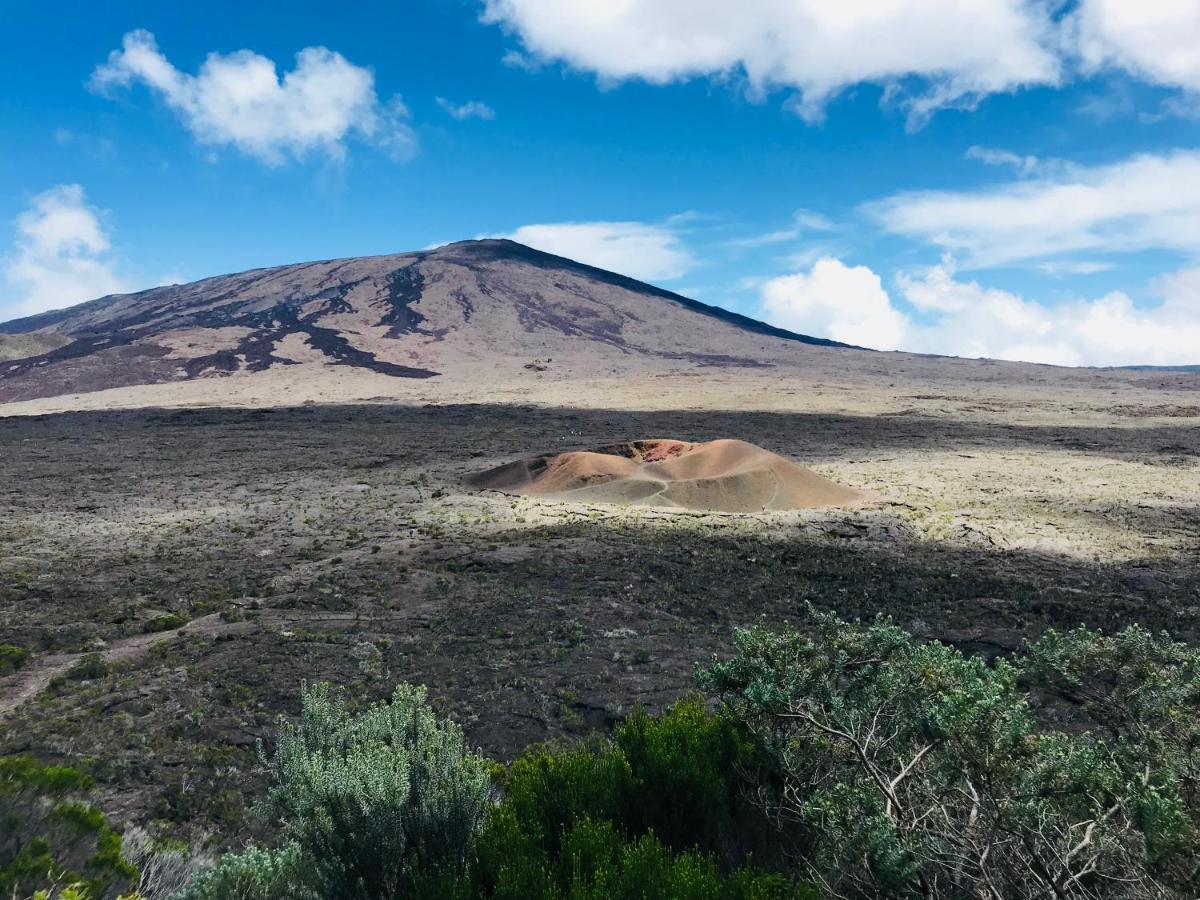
[178,617,1200,900]
[461,813,806,900]
[258,681,491,898]
[700,607,1200,899]
[173,844,308,900]
[615,697,771,861]
[141,615,187,634]
[65,654,108,681]
[461,697,797,898]
[0,643,30,674]
[491,697,770,863]
[0,755,137,899]
[179,687,798,899]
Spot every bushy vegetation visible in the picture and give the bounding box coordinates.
[453,697,797,898]
[173,686,795,899]
[141,615,187,634]
[700,608,1200,899]
[12,606,1192,899]
[172,614,1200,897]
[0,755,137,899]
[0,643,31,674]
[177,682,492,899]
[64,653,108,681]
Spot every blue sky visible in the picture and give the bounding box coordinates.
[2,0,1199,365]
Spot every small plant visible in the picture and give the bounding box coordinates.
[0,643,31,674]
[174,843,307,900]
[141,614,187,634]
[65,654,108,681]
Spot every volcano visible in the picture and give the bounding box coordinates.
[0,239,850,405]
[469,438,863,512]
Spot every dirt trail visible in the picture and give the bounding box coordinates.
[0,614,234,719]
[0,607,438,720]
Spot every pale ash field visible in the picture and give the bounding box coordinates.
[1,358,1197,833]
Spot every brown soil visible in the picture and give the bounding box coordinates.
[470,438,863,512]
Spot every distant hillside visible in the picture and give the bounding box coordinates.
[0,239,849,404]
[0,332,70,362]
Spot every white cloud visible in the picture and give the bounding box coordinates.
[497,220,694,282]
[727,209,837,249]
[966,145,1040,176]
[90,30,415,165]
[793,209,836,232]
[482,0,1060,126]
[436,97,496,120]
[869,149,1200,268]
[1071,0,1200,94]
[897,260,1200,366]
[727,228,800,249]
[2,185,131,321]
[1036,260,1115,276]
[755,254,1200,366]
[759,257,908,350]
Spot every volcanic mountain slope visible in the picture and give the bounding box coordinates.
[0,239,848,404]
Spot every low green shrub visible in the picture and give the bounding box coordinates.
[700,606,1200,899]
[0,755,136,899]
[462,814,806,900]
[177,611,1200,899]
[65,654,108,681]
[174,844,308,900]
[460,697,797,898]
[615,697,772,861]
[141,614,187,634]
[0,643,30,674]
[258,681,491,898]
[489,697,773,863]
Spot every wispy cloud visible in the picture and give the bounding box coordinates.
[868,149,1200,268]
[435,97,496,121]
[726,209,836,249]
[966,145,1040,177]
[493,219,694,282]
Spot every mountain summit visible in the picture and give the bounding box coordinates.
[0,239,848,404]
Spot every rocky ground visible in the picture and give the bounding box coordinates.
[1,367,1198,841]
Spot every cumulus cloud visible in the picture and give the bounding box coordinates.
[90,30,415,165]
[2,185,131,321]
[869,149,1200,268]
[1071,0,1200,95]
[482,0,1060,126]
[759,257,908,350]
[435,97,496,120]
[497,220,694,282]
[897,259,1200,366]
[757,254,1200,367]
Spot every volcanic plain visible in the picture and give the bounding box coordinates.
[1,241,1198,841]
